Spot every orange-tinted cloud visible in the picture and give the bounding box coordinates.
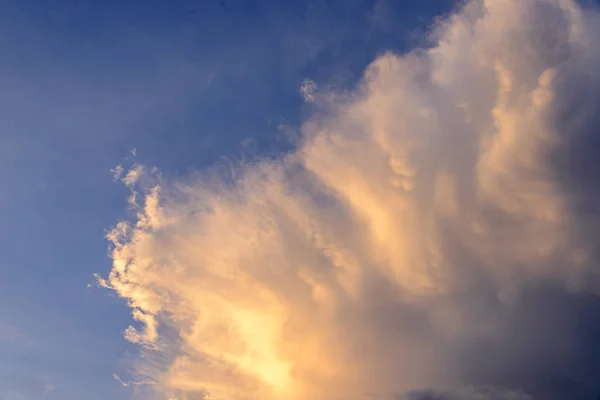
[98,1,600,398]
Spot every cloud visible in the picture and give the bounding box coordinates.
[98,0,600,399]
[121,165,145,188]
[0,323,37,347]
[0,324,25,343]
[0,375,55,400]
[111,164,125,182]
[113,373,156,388]
[403,386,532,400]
[300,79,318,103]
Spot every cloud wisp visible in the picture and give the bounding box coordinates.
[98,0,600,399]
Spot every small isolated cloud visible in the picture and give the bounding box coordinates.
[0,324,24,342]
[0,323,37,347]
[111,164,125,182]
[0,376,56,400]
[98,1,600,399]
[300,79,317,103]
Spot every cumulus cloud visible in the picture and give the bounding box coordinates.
[99,0,600,399]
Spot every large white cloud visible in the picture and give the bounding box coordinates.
[98,0,600,399]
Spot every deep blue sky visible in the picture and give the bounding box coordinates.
[0,1,455,398]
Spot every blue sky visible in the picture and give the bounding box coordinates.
[6,1,600,400]
[0,1,454,398]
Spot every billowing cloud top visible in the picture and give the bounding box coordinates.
[98,0,600,399]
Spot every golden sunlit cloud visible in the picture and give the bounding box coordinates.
[98,0,600,399]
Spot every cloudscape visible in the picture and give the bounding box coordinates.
[95,0,600,399]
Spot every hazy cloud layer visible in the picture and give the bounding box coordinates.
[100,0,600,399]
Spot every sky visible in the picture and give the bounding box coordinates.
[2,0,600,399]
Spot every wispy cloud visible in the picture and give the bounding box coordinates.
[0,375,55,400]
[0,324,24,342]
[111,164,125,182]
[300,79,318,103]
[0,323,37,347]
[99,0,600,399]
